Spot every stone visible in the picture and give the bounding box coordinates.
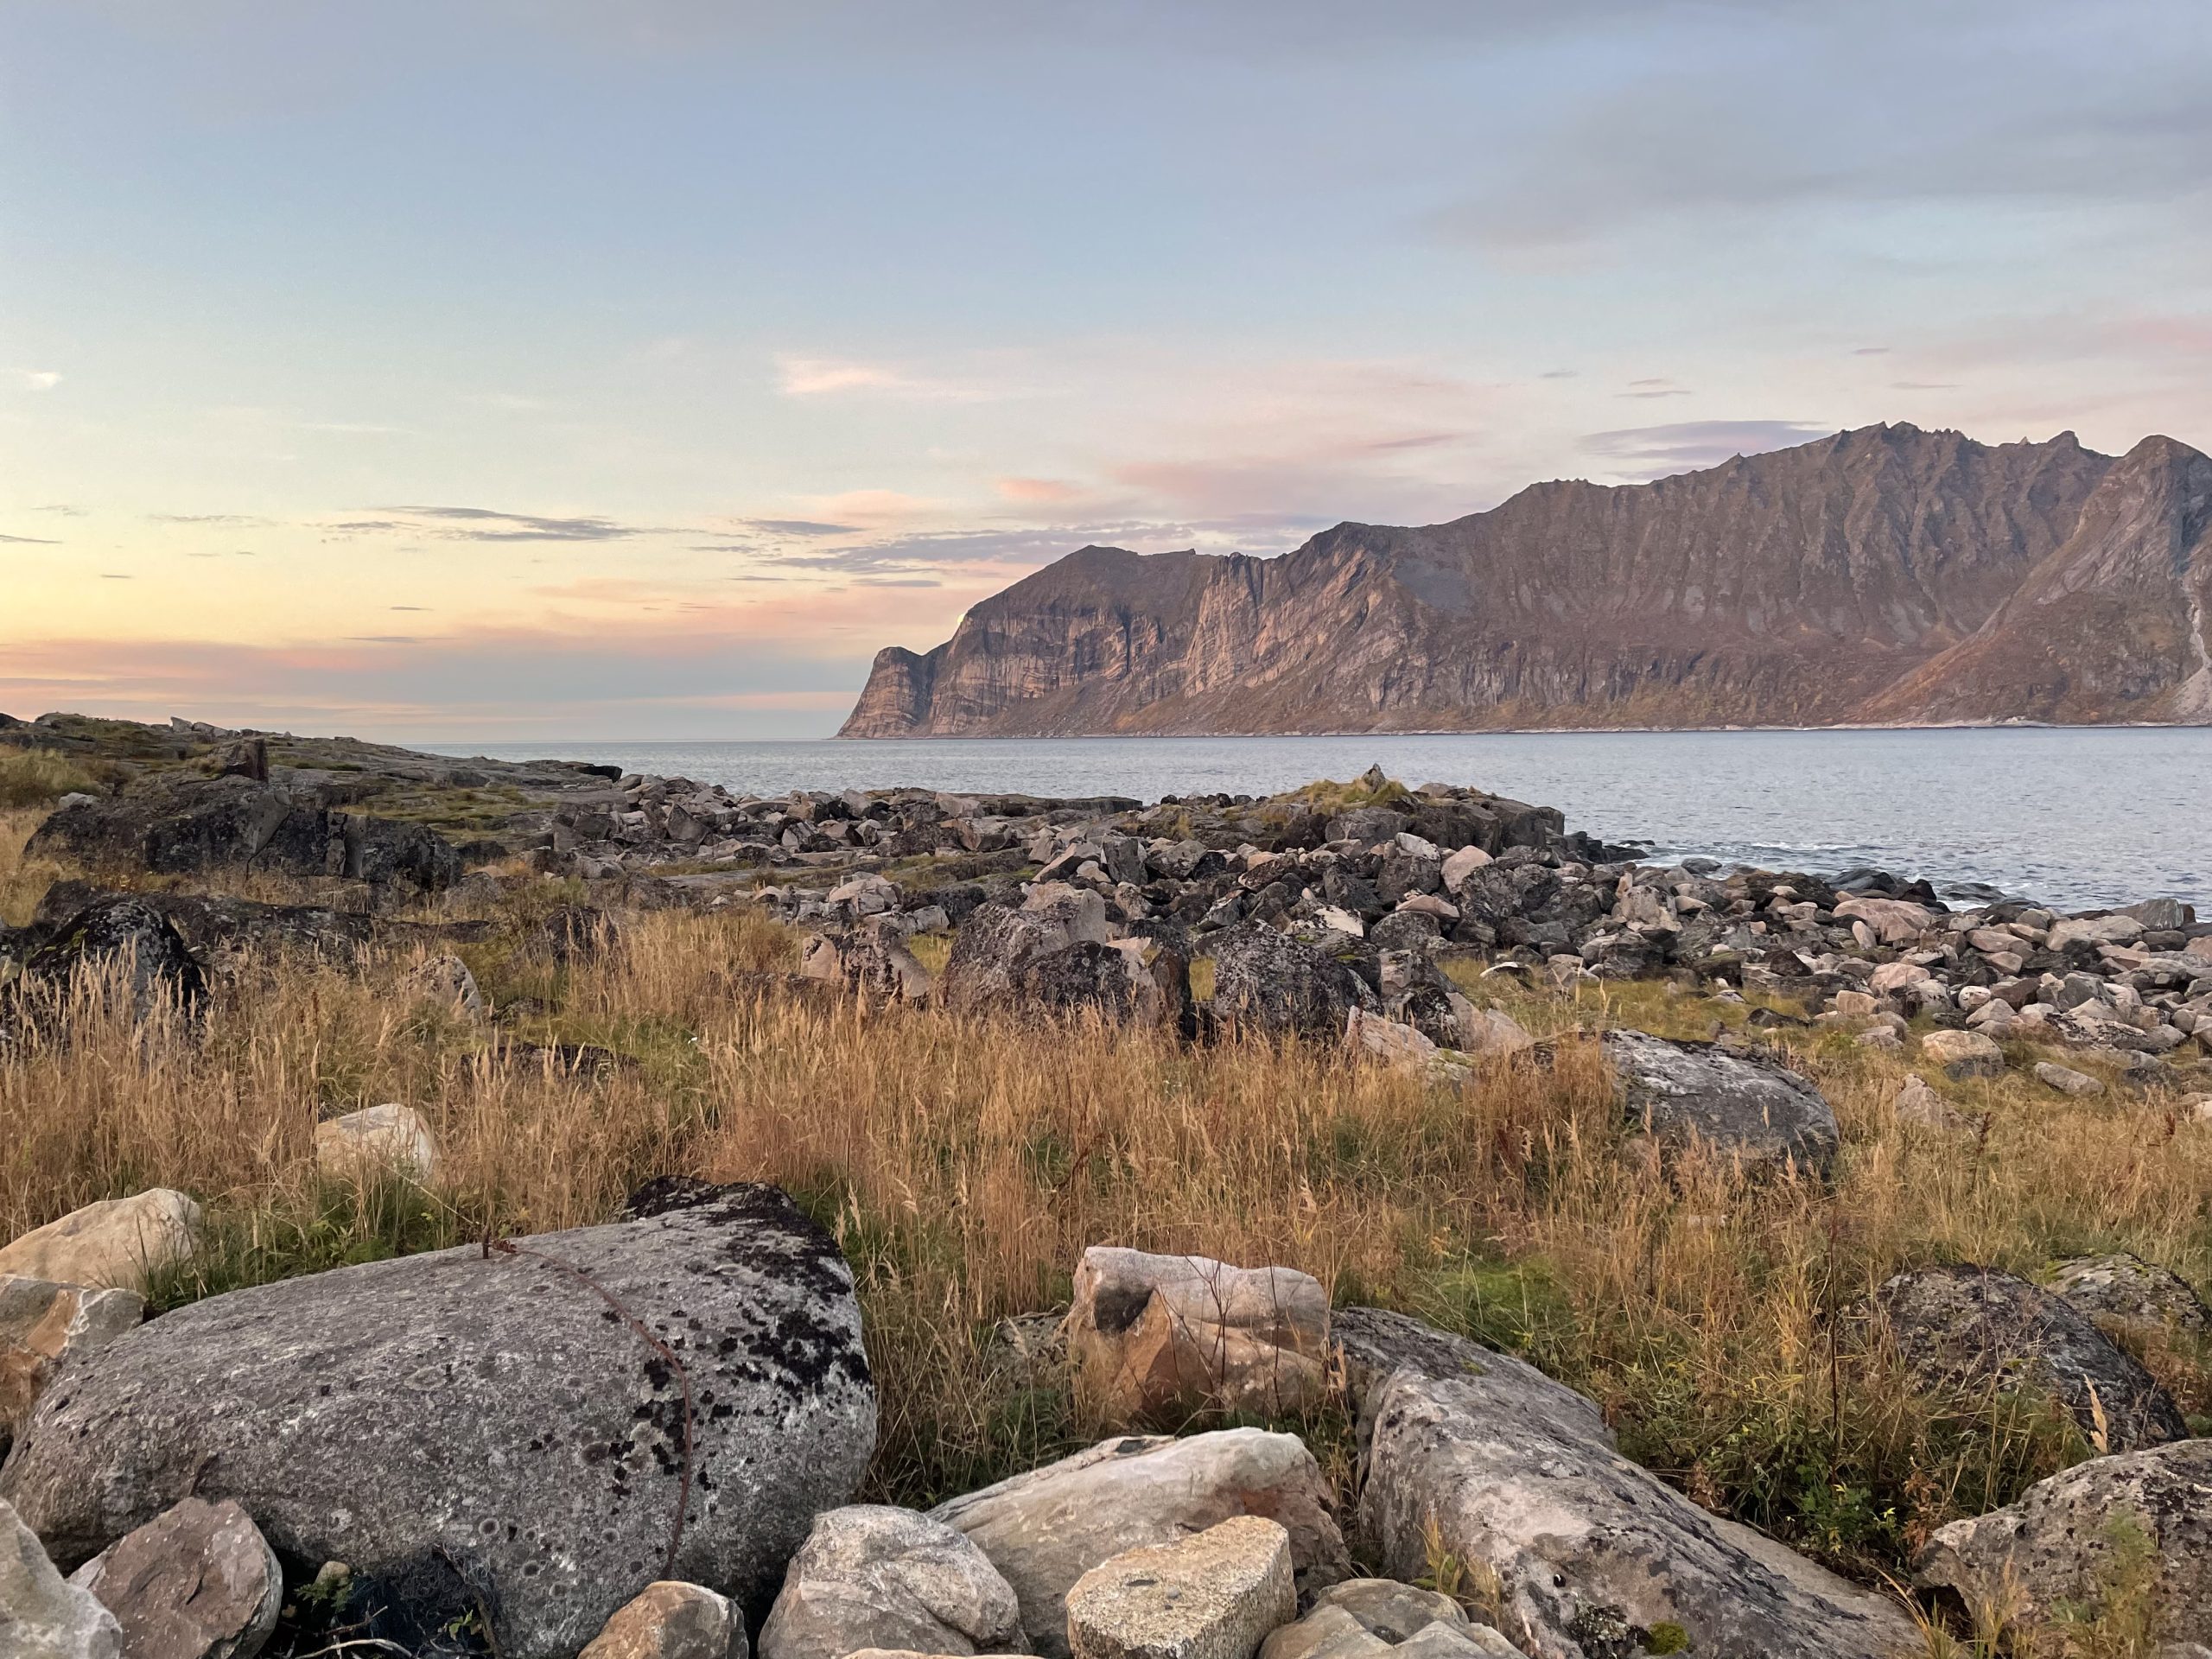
[1913,1440,2212,1638]
[13,896,208,1024]
[2046,1253,2210,1337]
[1894,1074,1968,1133]
[759,1505,1021,1659]
[582,1581,746,1659]
[1002,939,1191,1032]
[2033,1060,2105,1097]
[2,1180,875,1659]
[800,920,933,1006]
[1303,1581,1470,1645]
[1832,988,1878,1018]
[67,1497,281,1659]
[1,1276,143,1452]
[1258,1584,1519,1659]
[1066,1248,1329,1427]
[1204,923,1377,1041]
[313,1103,437,1182]
[930,1430,1350,1659]
[404,952,482,1018]
[0,1192,200,1294]
[1456,1005,1534,1058]
[1866,961,1930,996]
[2049,913,2146,950]
[1919,1028,2005,1079]
[1868,1264,2187,1452]
[1337,1307,1915,1659]
[3,1498,121,1659]
[938,891,1112,1014]
[1344,1009,1454,1082]
[1065,1516,1294,1659]
[1601,1030,1839,1176]
[1831,895,1933,944]
[1439,845,1491,891]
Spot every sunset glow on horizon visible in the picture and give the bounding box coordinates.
[5,2,2209,739]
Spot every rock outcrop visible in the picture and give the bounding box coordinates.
[840,425,2212,735]
[0,1181,874,1659]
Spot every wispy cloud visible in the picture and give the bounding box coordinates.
[0,533,61,545]
[773,353,1027,404]
[149,512,271,526]
[1580,420,1834,476]
[14,369,61,391]
[383,505,648,542]
[734,518,861,537]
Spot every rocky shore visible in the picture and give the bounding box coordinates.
[3,712,2210,1657]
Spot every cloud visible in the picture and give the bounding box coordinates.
[1580,419,1834,475]
[734,518,861,537]
[32,505,84,516]
[383,505,648,542]
[149,512,271,526]
[778,357,910,396]
[1853,346,1892,356]
[773,353,1027,404]
[1892,380,1960,391]
[1618,379,1691,400]
[995,477,1087,504]
[0,533,61,544]
[15,370,61,391]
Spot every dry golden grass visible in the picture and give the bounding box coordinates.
[3,815,2209,1617]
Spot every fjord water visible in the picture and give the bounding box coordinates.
[426,727,2211,910]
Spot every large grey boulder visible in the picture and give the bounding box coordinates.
[1600,1030,1840,1176]
[1913,1440,2212,1638]
[1869,1264,2187,1452]
[1336,1306,1916,1659]
[12,896,207,1023]
[1,1180,874,1659]
[2,1498,121,1659]
[1203,924,1376,1041]
[938,888,1111,1014]
[759,1505,1023,1659]
[67,1497,281,1659]
[930,1429,1349,1659]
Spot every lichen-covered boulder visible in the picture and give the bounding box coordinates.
[0,1181,874,1659]
[938,887,1111,1014]
[759,1506,1022,1659]
[1338,1306,1916,1659]
[1869,1264,2187,1452]
[14,897,207,1023]
[1601,1030,1839,1176]
[1204,923,1376,1041]
[2046,1253,2211,1338]
[1912,1440,2212,1638]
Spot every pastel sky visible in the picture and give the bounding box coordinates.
[4,1,2209,740]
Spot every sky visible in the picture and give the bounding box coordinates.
[3,1,2209,741]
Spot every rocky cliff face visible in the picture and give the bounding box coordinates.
[839,424,2212,735]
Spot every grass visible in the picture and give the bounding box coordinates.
[0,747,102,810]
[3,810,2209,1643]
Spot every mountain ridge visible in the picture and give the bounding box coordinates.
[838,423,2212,736]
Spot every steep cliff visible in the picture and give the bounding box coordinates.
[838,424,2212,735]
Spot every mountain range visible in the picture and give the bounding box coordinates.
[837,423,2212,737]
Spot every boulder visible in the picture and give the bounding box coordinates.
[1336,1306,1916,1659]
[2046,1253,2210,1338]
[1,1181,875,1659]
[1919,1028,2005,1080]
[1868,1264,2187,1452]
[404,952,483,1019]
[930,1430,1350,1659]
[1204,924,1376,1041]
[938,890,1112,1014]
[2049,913,2147,950]
[1261,1606,1515,1659]
[799,921,933,1006]
[1065,1516,1294,1659]
[0,1192,200,1294]
[1894,1075,1970,1134]
[1066,1248,1329,1427]
[2,1498,121,1659]
[582,1581,747,1659]
[1600,1030,1839,1176]
[1830,896,1933,944]
[15,897,207,1022]
[1002,939,1191,1031]
[1439,845,1491,893]
[67,1497,281,1659]
[1,1276,143,1452]
[313,1103,438,1182]
[759,1506,1022,1659]
[2033,1060,2104,1097]
[1912,1440,2212,1638]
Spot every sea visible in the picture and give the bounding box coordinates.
[420,728,2212,912]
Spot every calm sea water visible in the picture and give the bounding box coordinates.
[421,728,2212,911]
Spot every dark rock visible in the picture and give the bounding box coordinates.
[1324,807,1409,846]
[938,891,1109,1014]
[14,895,207,1022]
[1601,1029,1839,1176]
[1,1182,875,1659]
[1203,922,1377,1040]
[1868,1264,2187,1452]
